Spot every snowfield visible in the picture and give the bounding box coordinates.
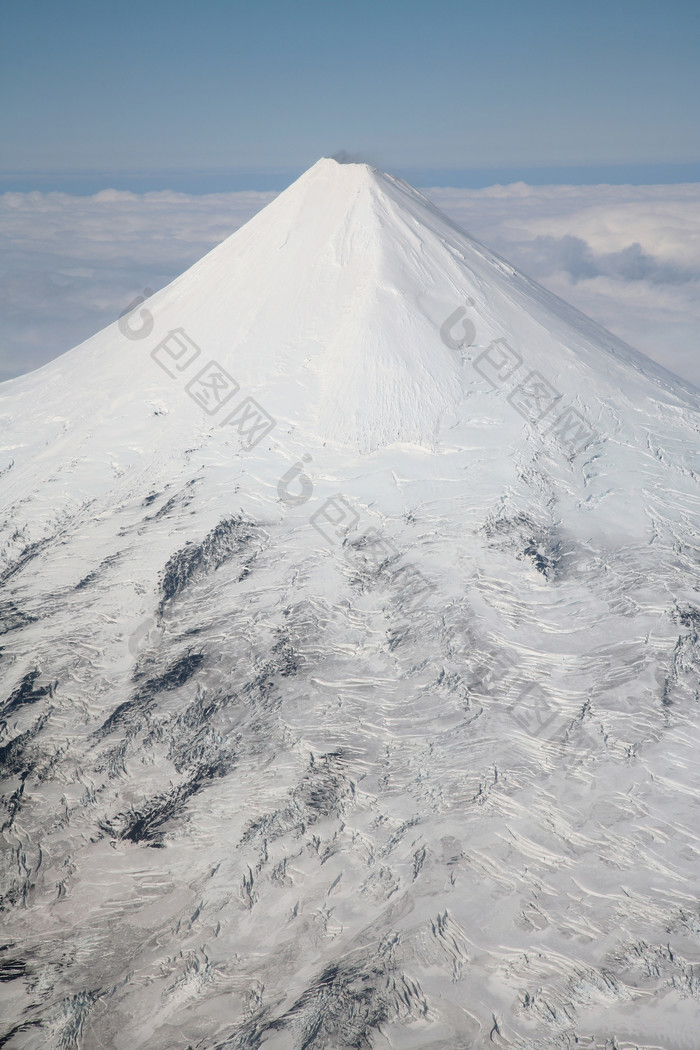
[1,158,699,1049]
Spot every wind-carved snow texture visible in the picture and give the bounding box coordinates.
[0,158,700,1050]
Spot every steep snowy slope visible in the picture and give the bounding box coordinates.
[1,158,699,1050]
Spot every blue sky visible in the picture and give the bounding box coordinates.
[1,0,699,189]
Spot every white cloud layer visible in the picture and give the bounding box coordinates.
[428,183,700,389]
[1,182,699,388]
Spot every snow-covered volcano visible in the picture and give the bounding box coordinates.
[1,158,699,1050]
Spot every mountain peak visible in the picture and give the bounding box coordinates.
[2,158,696,467]
[1,159,700,1050]
[311,154,375,173]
